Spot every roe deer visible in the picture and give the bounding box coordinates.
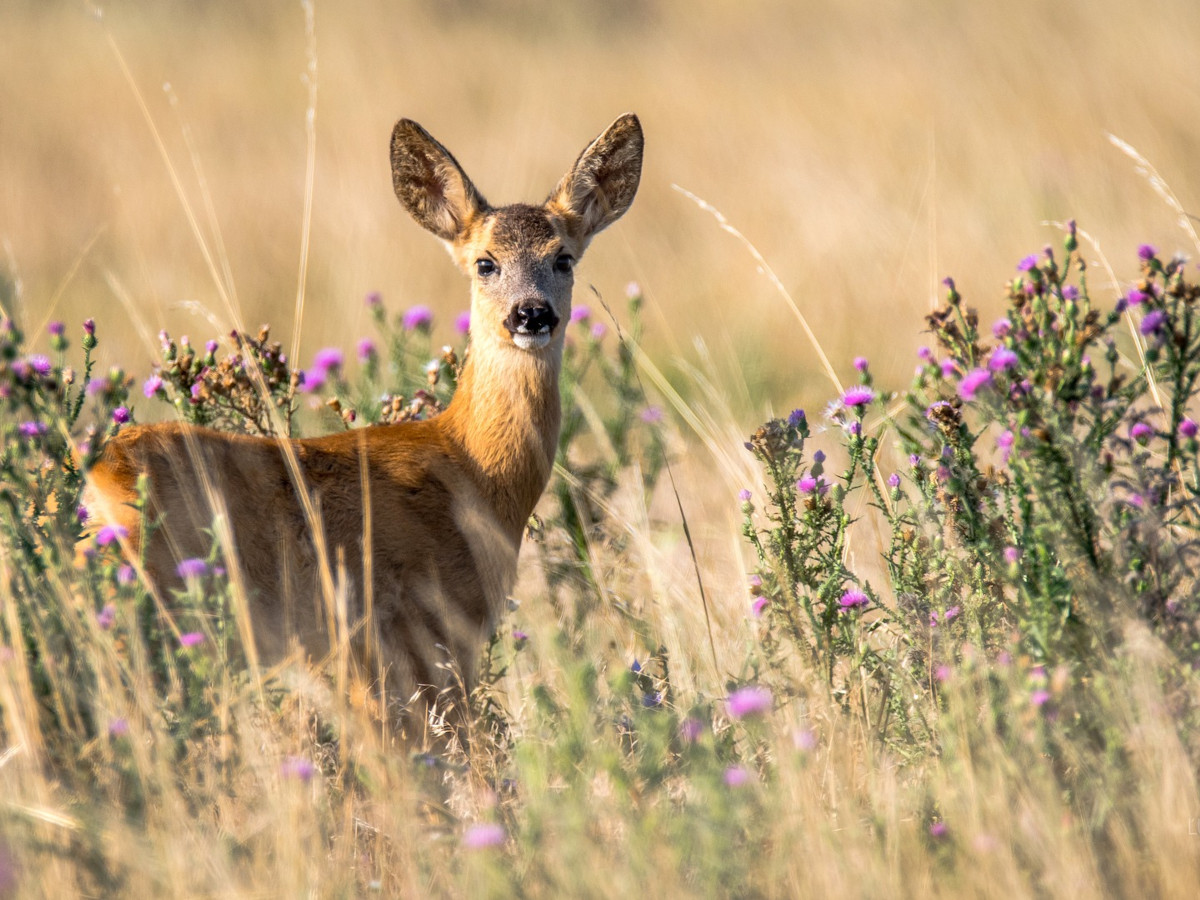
[84,113,643,731]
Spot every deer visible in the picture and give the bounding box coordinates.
[83,113,644,735]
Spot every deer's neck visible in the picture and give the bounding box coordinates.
[440,340,562,538]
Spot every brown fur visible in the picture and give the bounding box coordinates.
[85,114,643,730]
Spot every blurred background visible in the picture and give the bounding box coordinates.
[4,0,1200,418]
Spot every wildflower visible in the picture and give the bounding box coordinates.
[796,475,822,494]
[143,375,164,398]
[726,685,772,719]
[108,718,129,738]
[280,756,316,782]
[939,359,957,379]
[996,429,1015,464]
[570,305,591,324]
[987,347,1018,372]
[679,717,704,743]
[853,356,869,373]
[640,406,664,423]
[1138,243,1157,261]
[312,347,344,372]
[917,346,933,362]
[1130,422,1154,444]
[28,355,52,376]
[1180,419,1198,439]
[935,665,952,683]
[190,382,203,402]
[48,321,65,337]
[1017,255,1038,272]
[18,421,47,438]
[958,368,992,401]
[83,318,96,336]
[117,565,136,585]
[365,291,382,308]
[812,450,826,464]
[1139,309,1166,336]
[463,823,506,849]
[178,632,205,648]
[402,305,434,331]
[1061,284,1080,300]
[1003,546,1021,565]
[848,421,861,437]
[96,604,116,630]
[95,524,129,546]
[591,322,607,340]
[299,368,326,393]
[356,338,376,361]
[839,589,869,611]
[1127,493,1145,509]
[748,574,762,588]
[176,558,208,579]
[454,311,471,335]
[512,628,528,645]
[1030,689,1050,707]
[887,473,900,488]
[930,822,948,839]
[112,407,130,425]
[1127,289,1149,306]
[625,281,642,299]
[792,728,817,751]
[723,766,750,788]
[992,318,1012,339]
[738,489,752,502]
[76,505,89,524]
[909,454,921,466]
[751,595,770,617]
[943,605,961,623]
[787,408,806,427]
[205,339,219,356]
[841,385,875,407]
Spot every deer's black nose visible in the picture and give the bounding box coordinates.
[505,304,560,335]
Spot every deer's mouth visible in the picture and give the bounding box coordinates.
[505,304,559,351]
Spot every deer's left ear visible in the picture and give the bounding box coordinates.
[391,119,489,243]
[547,113,643,244]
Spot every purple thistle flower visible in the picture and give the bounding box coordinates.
[76,504,89,524]
[28,355,52,376]
[112,407,130,425]
[640,405,664,423]
[679,717,704,743]
[1003,546,1021,565]
[143,375,164,398]
[988,346,1018,372]
[887,473,900,488]
[1127,289,1149,306]
[723,766,750,788]
[591,322,607,340]
[299,368,326,394]
[796,475,818,494]
[312,347,344,372]
[95,524,129,546]
[83,318,95,336]
[463,823,506,849]
[18,421,47,438]
[935,665,952,683]
[454,311,471,335]
[48,321,65,337]
[958,368,992,401]
[842,385,875,407]
[189,382,203,401]
[178,631,205,648]
[356,338,376,361]
[570,305,591,324]
[1138,243,1157,261]
[402,305,434,331]
[738,489,752,502]
[1061,284,1080,301]
[108,718,129,738]
[943,605,961,623]
[1030,689,1050,707]
[812,450,826,463]
[205,339,219,356]
[917,346,933,362]
[839,589,869,611]
[853,356,869,373]
[1180,418,1198,439]
[512,628,528,643]
[176,558,208,579]
[365,291,382,308]
[939,359,957,379]
[910,454,921,466]
[117,565,136,585]
[280,756,316,782]
[96,603,117,630]
[930,821,948,839]
[1139,309,1166,336]
[992,318,1012,339]
[726,685,772,719]
[1130,422,1153,443]
[748,574,762,588]
[751,595,770,617]
[1017,254,1038,272]
[787,408,806,427]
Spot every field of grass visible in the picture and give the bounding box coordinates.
[4,0,1200,896]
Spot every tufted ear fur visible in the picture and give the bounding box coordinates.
[546,113,643,244]
[391,119,489,242]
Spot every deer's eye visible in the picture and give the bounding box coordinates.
[554,254,574,274]
[476,259,497,277]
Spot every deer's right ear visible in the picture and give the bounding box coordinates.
[391,119,488,242]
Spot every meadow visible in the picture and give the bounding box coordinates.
[3,0,1200,896]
